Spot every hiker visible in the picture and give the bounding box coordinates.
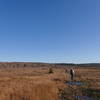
[70,68,75,81]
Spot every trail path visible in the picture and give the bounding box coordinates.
[65,81,96,100]
[61,81,96,100]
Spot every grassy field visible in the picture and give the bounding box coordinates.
[60,67,100,100]
[0,64,99,100]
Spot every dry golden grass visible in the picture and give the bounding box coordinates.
[0,67,66,100]
[0,66,99,100]
[74,67,100,90]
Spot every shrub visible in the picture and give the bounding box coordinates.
[48,68,53,74]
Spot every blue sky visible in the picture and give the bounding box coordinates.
[0,0,100,63]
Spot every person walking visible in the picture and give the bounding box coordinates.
[70,68,75,81]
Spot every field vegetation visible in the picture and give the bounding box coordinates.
[0,63,99,100]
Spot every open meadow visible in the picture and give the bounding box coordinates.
[0,63,100,100]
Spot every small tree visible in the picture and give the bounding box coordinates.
[24,64,26,67]
[49,68,53,74]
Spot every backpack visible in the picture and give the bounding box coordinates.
[70,69,75,75]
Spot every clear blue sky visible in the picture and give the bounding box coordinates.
[0,0,100,63]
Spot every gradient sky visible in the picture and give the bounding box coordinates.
[0,0,100,63]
